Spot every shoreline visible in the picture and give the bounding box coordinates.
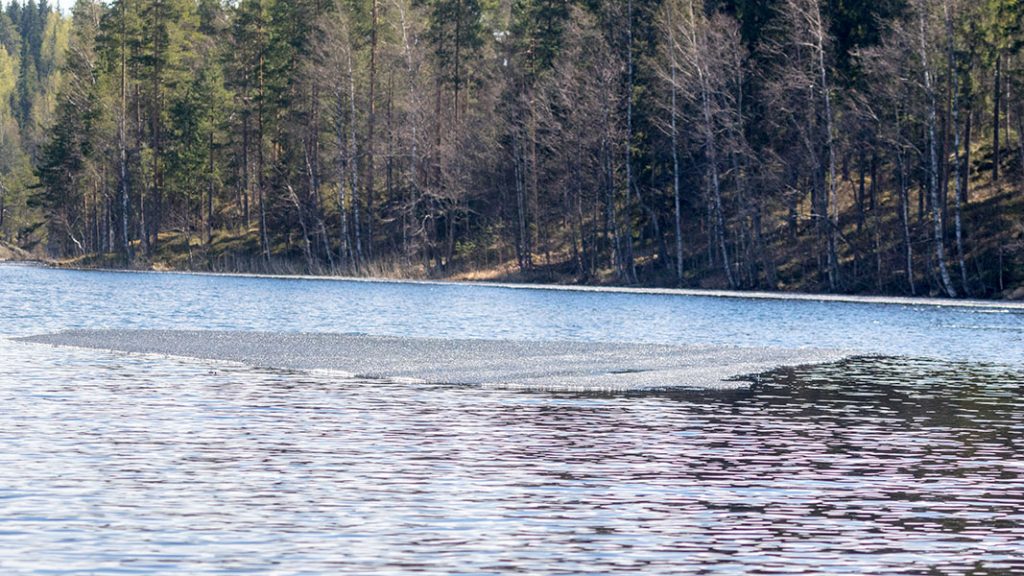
[12,260,1024,311]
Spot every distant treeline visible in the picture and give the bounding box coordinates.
[2,0,1023,296]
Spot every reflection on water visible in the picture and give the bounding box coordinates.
[1,335,1022,574]
[2,264,1023,574]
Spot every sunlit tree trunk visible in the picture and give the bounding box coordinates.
[919,6,957,297]
[945,0,970,296]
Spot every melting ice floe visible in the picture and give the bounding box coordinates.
[18,330,849,392]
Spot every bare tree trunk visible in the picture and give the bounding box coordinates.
[1004,57,1011,164]
[563,161,581,276]
[385,72,394,261]
[870,152,878,210]
[335,89,351,270]
[303,143,323,272]
[945,1,970,296]
[453,0,462,125]
[993,52,1001,182]
[811,1,840,291]
[287,184,315,272]
[708,150,734,289]
[136,84,148,257]
[207,132,214,246]
[432,78,443,270]
[397,2,420,261]
[241,109,251,229]
[309,0,328,267]
[754,202,776,287]
[258,10,270,261]
[1018,103,1024,179]
[347,47,363,267]
[365,0,378,261]
[119,0,131,262]
[687,0,735,289]
[856,150,866,234]
[602,92,622,277]
[873,193,883,292]
[514,140,526,270]
[574,137,588,277]
[527,92,539,269]
[920,9,957,297]
[897,143,915,295]
[622,0,638,284]
[90,186,98,254]
[670,48,684,284]
[962,91,972,203]
[150,0,164,256]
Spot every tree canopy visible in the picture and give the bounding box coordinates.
[2,0,1023,297]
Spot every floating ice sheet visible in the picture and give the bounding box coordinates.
[18,330,848,392]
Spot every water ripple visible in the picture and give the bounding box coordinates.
[2,265,1023,574]
[1,338,1022,574]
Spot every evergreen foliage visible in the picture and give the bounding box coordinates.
[2,0,1023,297]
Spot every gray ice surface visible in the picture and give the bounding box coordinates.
[17,330,849,392]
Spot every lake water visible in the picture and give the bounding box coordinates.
[1,263,1023,574]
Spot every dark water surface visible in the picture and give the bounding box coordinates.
[1,264,1023,574]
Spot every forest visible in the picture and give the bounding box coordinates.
[1,0,1023,297]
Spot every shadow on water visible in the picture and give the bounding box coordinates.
[492,356,1024,574]
[2,344,1023,574]
[531,354,1024,403]
[764,356,1024,428]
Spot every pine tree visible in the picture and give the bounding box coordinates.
[36,0,102,256]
